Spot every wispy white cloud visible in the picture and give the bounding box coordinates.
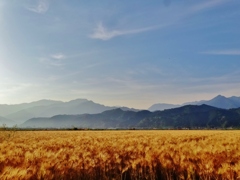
[90,0,228,41]
[26,0,49,14]
[39,58,63,67]
[189,0,228,13]
[90,22,160,40]
[39,57,64,67]
[201,49,240,55]
[39,52,67,67]
[51,53,66,60]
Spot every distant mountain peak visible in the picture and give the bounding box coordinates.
[214,95,226,99]
[230,96,240,98]
[67,99,89,103]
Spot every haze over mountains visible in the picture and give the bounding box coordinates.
[0,116,16,127]
[0,95,240,127]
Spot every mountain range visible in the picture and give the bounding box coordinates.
[21,104,240,129]
[0,99,137,126]
[148,95,240,111]
[1,95,240,128]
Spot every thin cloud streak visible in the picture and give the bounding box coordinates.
[39,53,67,67]
[202,49,240,55]
[90,0,228,41]
[90,22,161,40]
[39,58,64,67]
[51,53,66,60]
[26,0,49,14]
[189,0,228,13]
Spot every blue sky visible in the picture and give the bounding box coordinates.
[0,0,240,109]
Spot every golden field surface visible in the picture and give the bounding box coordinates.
[0,130,240,180]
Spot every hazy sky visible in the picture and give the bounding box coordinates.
[0,0,240,109]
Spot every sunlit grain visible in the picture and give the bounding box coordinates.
[0,130,240,179]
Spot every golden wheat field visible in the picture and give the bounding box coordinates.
[0,130,240,180]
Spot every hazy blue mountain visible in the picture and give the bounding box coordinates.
[229,96,240,104]
[0,99,62,117]
[201,95,236,108]
[188,95,240,109]
[149,95,240,111]
[148,103,180,111]
[4,100,109,123]
[21,105,240,129]
[1,99,137,124]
